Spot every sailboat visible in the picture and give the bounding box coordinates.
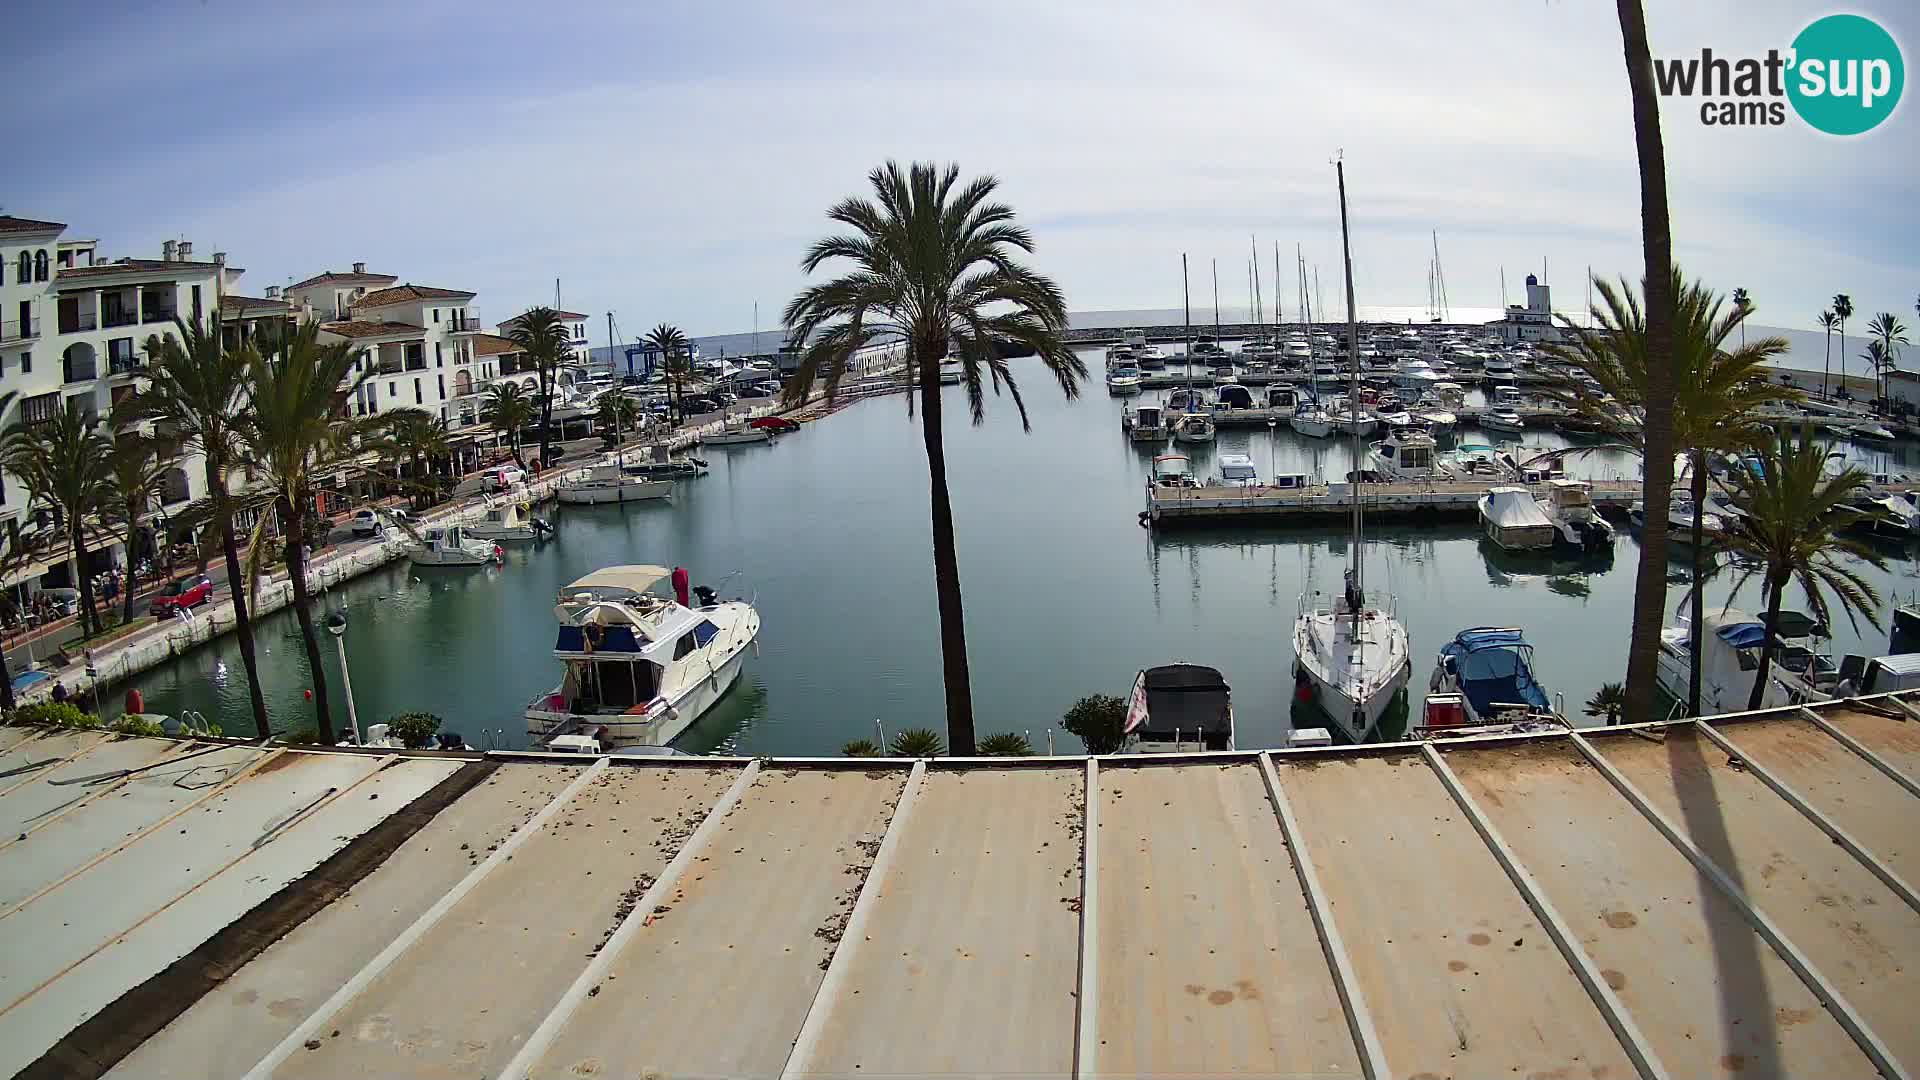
[1171,254,1214,442]
[1291,159,1413,742]
[1289,246,1336,438]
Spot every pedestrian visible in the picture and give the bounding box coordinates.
[51,680,68,705]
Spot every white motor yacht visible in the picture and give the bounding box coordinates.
[407,525,502,567]
[1479,409,1527,433]
[702,421,773,446]
[1172,411,1216,443]
[1150,453,1199,490]
[1105,363,1144,394]
[1129,403,1170,442]
[1366,429,1446,482]
[938,359,965,385]
[1290,400,1336,438]
[1656,607,1838,715]
[1630,496,1723,546]
[1851,493,1920,537]
[1218,453,1260,487]
[1135,344,1169,369]
[527,565,761,748]
[558,464,674,505]
[1542,478,1615,548]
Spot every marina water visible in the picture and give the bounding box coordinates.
[120,346,1920,752]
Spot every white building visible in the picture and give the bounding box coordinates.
[285,274,482,428]
[1490,273,1562,344]
[498,308,591,366]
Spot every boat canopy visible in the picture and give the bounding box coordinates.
[1439,628,1550,713]
[562,565,671,597]
[1482,487,1553,529]
[1218,454,1258,482]
[1129,664,1232,744]
[1715,622,1770,649]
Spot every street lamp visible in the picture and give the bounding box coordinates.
[326,610,360,744]
[1267,418,1279,485]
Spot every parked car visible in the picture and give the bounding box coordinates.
[736,383,776,399]
[351,509,382,538]
[151,574,214,616]
[480,464,526,492]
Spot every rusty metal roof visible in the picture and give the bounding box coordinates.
[1,694,1917,1079]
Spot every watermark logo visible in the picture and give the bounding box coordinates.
[1656,13,1903,135]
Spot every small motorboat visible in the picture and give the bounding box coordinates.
[1367,429,1446,482]
[1851,493,1920,538]
[467,498,547,543]
[1479,486,1557,550]
[1218,453,1260,487]
[1172,411,1216,443]
[408,525,502,567]
[1129,403,1170,442]
[1479,409,1527,433]
[559,464,673,505]
[748,416,801,433]
[624,456,708,480]
[702,423,773,446]
[1119,664,1235,753]
[1150,454,1199,489]
[1541,478,1614,548]
[938,360,964,385]
[1214,383,1254,411]
[1106,364,1144,394]
[1427,627,1557,727]
[1851,422,1898,445]
[1630,496,1724,547]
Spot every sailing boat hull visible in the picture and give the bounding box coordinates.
[1292,608,1412,743]
[1291,414,1335,438]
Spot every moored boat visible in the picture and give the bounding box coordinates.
[1172,411,1216,443]
[467,498,549,543]
[407,525,502,567]
[527,565,761,748]
[1479,409,1527,433]
[1129,403,1169,442]
[1541,478,1614,548]
[1478,485,1557,550]
[1119,664,1235,753]
[558,464,673,505]
[1426,627,1558,728]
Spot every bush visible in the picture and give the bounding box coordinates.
[281,726,323,745]
[111,714,166,737]
[9,701,102,729]
[386,711,443,749]
[977,732,1035,757]
[888,727,945,757]
[840,738,882,758]
[1063,693,1129,755]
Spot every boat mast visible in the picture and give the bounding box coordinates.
[1250,236,1263,331]
[1273,242,1283,334]
[1337,158,1364,615]
[1182,253,1192,385]
[1212,258,1220,342]
[606,310,621,461]
[1298,245,1313,401]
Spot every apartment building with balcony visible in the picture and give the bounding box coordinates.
[497,308,591,364]
[309,280,481,427]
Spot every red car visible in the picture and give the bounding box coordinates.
[151,574,214,616]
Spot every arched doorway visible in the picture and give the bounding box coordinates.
[453,369,473,396]
[61,342,97,383]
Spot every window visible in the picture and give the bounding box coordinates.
[57,250,71,268]
[190,285,202,317]
[432,308,440,323]
[414,378,422,405]
[693,620,720,645]
[19,350,29,374]
[673,632,698,660]
[33,250,47,281]
[389,382,396,398]
[16,252,28,282]
[436,374,445,399]
[435,342,443,367]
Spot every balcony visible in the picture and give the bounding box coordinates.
[377,360,403,376]
[102,308,139,330]
[58,312,97,334]
[109,356,145,379]
[0,317,37,343]
[142,307,178,325]
[447,309,483,333]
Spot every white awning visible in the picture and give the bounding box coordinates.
[561,564,671,595]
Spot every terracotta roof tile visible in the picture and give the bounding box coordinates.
[471,333,524,357]
[321,320,427,340]
[0,215,65,235]
[220,294,289,315]
[354,284,475,307]
[288,269,398,290]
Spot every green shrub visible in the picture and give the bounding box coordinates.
[281,726,323,745]
[8,701,102,729]
[1063,693,1128,755]
[110,715,166,737]
[888,727,945,757]
[386,711,443,749]
[840,738,882,758]
[977,732,1035,757]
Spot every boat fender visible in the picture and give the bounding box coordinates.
[1137,510,1151,528]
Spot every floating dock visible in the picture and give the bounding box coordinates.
[1144,478,1643,526]
[5,693,1919,1078]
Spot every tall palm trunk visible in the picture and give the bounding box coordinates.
[1748,569,1787,710]
[1824,327,1833,398]
[1687,451,1707,715]
[1617,0,1678,726]
[1837,322,1846,396]
[279,496,333,741]
[122,506,142,629]
[918,343,975,755]
[211,463,271,738]
[71,530,100,638]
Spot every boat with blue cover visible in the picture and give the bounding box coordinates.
[1426,627,1556,727]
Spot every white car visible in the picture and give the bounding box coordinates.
[480,465,526,492]
[351,509,382,538]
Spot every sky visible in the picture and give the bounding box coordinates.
[14,1,1918,343]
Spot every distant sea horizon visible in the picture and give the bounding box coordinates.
[586,306,1865,380]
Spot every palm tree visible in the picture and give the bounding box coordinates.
[1717,428,1886,709]
[784,162,1085,754]
[505,307,575,469]
[1832,294,1854,397]
[0,518,44,711]
[379,409,452,510]
[595,391,643,446]
[480,382,536,466]
[1867,312,1909,400]
[124,315,270,736]
[1861,341,1891,403]
[645,324,690,420]
[889,727,946,757]
[1,408,112,637]
[1584,682,1628,725]
[240,323,373,742]
[1819,310,1840,397]
[977,732,1035,756]
[103,436,177,628]
[1547,268,1793,714]
[1731,287,1750,348]
[1611,0,1680,726]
